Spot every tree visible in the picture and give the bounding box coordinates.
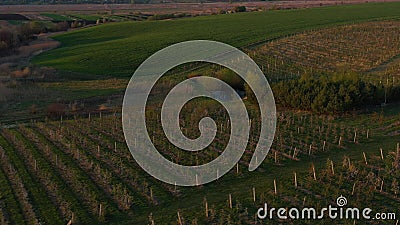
[46,103,66,118]
[234,6,246,13]
[215,68,244,90]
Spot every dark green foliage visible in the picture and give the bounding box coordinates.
[234,6,246,13]
[147,13,188,21]
[214,68,244,90]
[268,73,398,114]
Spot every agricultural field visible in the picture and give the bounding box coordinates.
[0,104,399,224]
[32,2,400,77]
[253,21,400,77]
[0,1,399,225]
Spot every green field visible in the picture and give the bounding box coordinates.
[41,13,72,21]
[32,2,400,77]
[69,13,102,21]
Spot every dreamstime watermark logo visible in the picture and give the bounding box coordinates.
[257,196,397,221]
[122,40,276,186]
[336,195,347,207]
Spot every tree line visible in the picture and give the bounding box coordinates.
[269,73,400,114]
[218,68,400,114]
[0,21,69,56]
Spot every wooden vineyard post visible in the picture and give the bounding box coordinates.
[229,194,232,209]
[294,172,297,188]
[150,188,153,201]
[323,141,326,151]
[274,151,277,164]
[380,148,384,160]
[97,145,100,157]
[352,182,356,195]
[366,129,369,139]
[380,180,384,192]
[273,179,277,195]
[114,142,117,152]
[71,212,75,224]
[308,144,312,155]
[338,137,342,147]
[331,160,335,175]
[177,211,183,225]
[354,131,357,143]
[236,163,239,174]
[252,187,256,202]
[312,164,316,181]
[204,198,208,218]
[363,152,368,165]
[99,203,103,220]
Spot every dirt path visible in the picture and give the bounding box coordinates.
[367,53,400,74]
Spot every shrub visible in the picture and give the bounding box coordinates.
[46,103,66,118]
[253,73,394,114]
[214,68,244,90]
[234,6,246,13]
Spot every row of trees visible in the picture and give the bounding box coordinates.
[269,73,400,114]
[193,67,399,114]
[0,21,69,56]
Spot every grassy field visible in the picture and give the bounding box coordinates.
[41,13,72,21]
[32,2,400,77]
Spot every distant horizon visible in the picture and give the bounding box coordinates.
[1,0,258,6]
[3,0,400,5]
